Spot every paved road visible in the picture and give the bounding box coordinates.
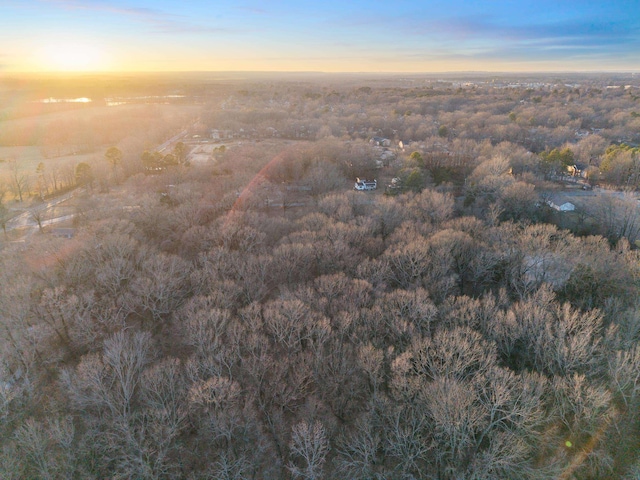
[157,129,188,153]
[551,186,640,203]
[5,190,77,232]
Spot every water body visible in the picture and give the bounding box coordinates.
[36,97,92,103]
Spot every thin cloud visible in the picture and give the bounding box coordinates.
[40,0,165,18]
[427,41,636,64]
[408,15,638,45]
[37,0,237,35]
[236,6,269,15]
[154,23,241,34]
[342,10,638,45]
[351,11,640,66]
[354,33,638,67]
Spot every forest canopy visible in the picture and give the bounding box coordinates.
[1,72,640,479]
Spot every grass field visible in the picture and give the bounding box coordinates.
[0,146,97,172]
[0,103,201,201]
[0,147,99,202]
[0,103,200,131]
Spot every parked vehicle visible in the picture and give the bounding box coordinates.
[354,178,377,191]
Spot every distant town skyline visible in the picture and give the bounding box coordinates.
[1,0,639,73]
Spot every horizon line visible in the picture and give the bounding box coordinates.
[2,69,640,76]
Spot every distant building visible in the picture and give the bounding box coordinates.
[210,129,234,140]
[546,200,576,212]
[397,140,419,152]
[566,163,588,177]
[370,136,391,147]
[575,129,590,138]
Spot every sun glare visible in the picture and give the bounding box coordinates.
[38,43,108,71]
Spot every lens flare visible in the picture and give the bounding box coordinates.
[37,42,108,71]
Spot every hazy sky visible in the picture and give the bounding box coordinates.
[1,0,639,72]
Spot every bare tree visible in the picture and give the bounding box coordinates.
[0,442,22,480]
[607,348,640,408]
[584,193,640,244]
[47,165,61,193]
[262,298,313,353]
[182,300,231,357]
[89,233,140,299]
[30,209,44,233]
[9,160,29,203]
[64,331,153,420]
[405,188,455,225]
[357,344,385,397]
[129,252,191,322]
[36,286,97,355]
[103,331,153,420]
[208,451,252,480]
[0,271,39,372]
[140,357,188,436]
[401,327,496,383]
[385,407,432,475]
[288,421,329,480]
[384,236,431,288]
[425,377,484,475]
[499,181,538,221]
[13,417,76,479]
[270,243,315,286]
[336,414,382,479]
[552,373,613,437]
[370,196,407,240]
[0,203,10,239]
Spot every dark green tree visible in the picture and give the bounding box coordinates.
[75,162,94,188]
[105,146,123,182]
[408,151,425,168]
[163,153,178,166]
[404,168,425,192]
[539,147,575,176]
[142,151,167,171]
[173,142,187,164]
[36,162,47,200]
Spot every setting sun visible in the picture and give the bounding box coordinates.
[37,43,108,72]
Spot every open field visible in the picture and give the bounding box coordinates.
[0,103,200,149]
[186,139,284,165]
[0,146,97,203]
[0,103,200,133]
[0,102,202,201]
[186,143,220,165]
[0,146,97,173]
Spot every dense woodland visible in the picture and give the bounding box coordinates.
[1,73,640,479]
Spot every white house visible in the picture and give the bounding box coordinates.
[546,200,576,212]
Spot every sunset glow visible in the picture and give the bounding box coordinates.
[37,43,108,72]
[1,1,638,73]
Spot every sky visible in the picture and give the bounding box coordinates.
[0,0,639,73]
